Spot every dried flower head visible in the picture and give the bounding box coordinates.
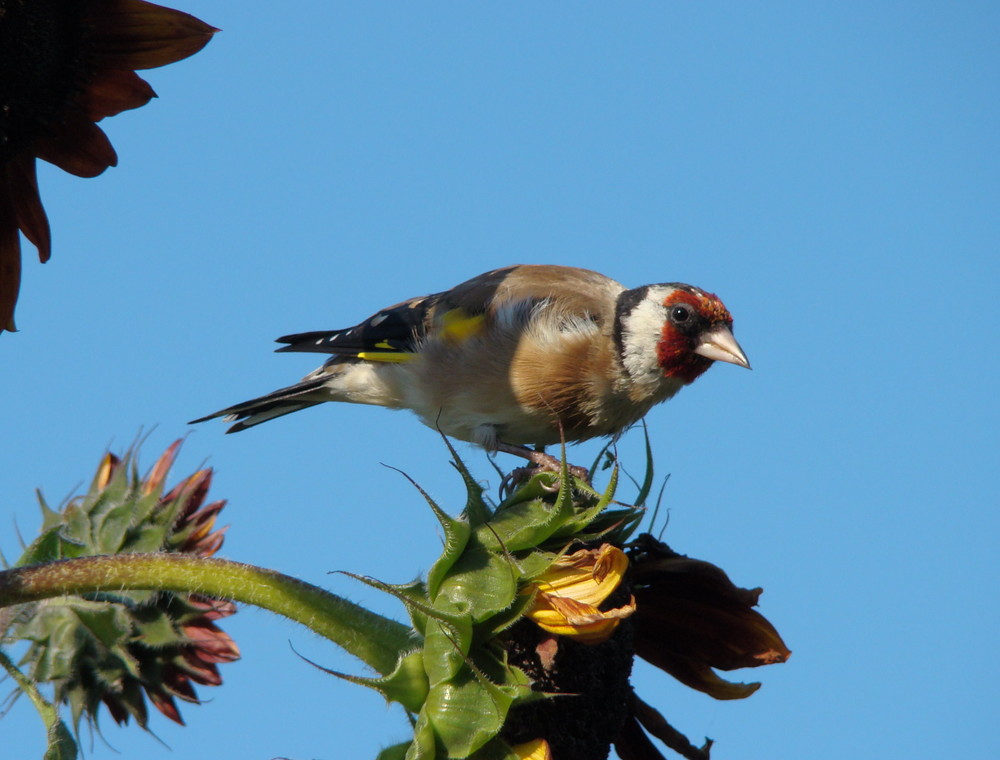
[6,440,239,731]
[0,0,217,330]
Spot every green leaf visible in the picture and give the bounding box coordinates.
[472,592,535,642]
[476,486,566,553]
[61,506,93,550]
[44,716,78,760]
[579,507,645,546]
[376,741,413,760]
[548,466,620,541]
[70,600,133,650]
[124,525,169,553]
[301,648,430,714]
[442,437,493,528]
[405,711,440,760]
[435,541,519,623]
[35,491,64,533]
[95,500,135,554]
[468,738,522,760]
[129,491,163,528]
[17,528,66,565]
[129,606,180,648]
[422,607,474,686]
[386,465,473,602]
[27,612,79,682]
[425,669,505,758]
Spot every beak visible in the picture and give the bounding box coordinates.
[693,325,751,369]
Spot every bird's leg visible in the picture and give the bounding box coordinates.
[493,441,590,482]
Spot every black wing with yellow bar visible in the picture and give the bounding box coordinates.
[275,293,444,361]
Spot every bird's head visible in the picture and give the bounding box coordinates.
[616,284,750,387]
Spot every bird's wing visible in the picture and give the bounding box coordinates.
[275,265,625,361]
[273,267,520,361]
[441,264,625,322]
[275,292,447,361]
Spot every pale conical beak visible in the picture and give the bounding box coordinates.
[693,325,751,369]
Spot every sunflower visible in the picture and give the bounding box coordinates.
[5,440,240,730]
[323,459,789,760]
[0,0,216,331]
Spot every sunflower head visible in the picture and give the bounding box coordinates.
[6,440,238,731]
[336,451,789,760]
[0,0,217,331]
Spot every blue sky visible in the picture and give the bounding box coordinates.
[3,2,998,758]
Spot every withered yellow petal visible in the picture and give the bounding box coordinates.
[95,452,117,490]
[511,738,552,760]
[523,544,634,644]
[532,544,628,607]
[529,594,636,644]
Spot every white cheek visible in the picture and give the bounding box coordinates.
[620,296,667,382]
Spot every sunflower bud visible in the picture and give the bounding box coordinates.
[6,440,239,730]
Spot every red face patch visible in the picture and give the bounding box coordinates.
[662,289,733,324]
[656,290,733,383]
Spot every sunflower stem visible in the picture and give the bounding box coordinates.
[0,554,414,676]
[0,648,78,760]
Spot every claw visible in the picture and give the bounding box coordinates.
[494,442,590,499]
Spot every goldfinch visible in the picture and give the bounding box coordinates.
[191,265,749,463]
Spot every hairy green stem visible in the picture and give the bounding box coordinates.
[0,554,414,676]
[0,648,77,758]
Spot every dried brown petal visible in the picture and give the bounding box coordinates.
[614,714,668,760]
[163,468,212,517]
[87,0,219,70]
[186,595,237,620]
[629,691,713,760]
[629,536,790,699]
[34,114,118,177]
[162,664,199,702]
[0,190,21,331]
[182,621,241,663]
[7,155,51,262]
[146,685,183,725]
[144,439,182,494]
[81,69,157,121]
[179,650,223,686]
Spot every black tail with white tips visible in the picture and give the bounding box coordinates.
[189,376,330,433]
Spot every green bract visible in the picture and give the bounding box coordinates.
[334,446,636,760]
[3,443,238,733]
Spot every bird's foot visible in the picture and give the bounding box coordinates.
[494,442,589,497]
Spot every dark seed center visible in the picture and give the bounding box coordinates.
[0,0,89,162]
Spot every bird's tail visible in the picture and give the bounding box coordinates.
[190,375,331,433]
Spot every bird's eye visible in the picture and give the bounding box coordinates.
[670,305,691,323]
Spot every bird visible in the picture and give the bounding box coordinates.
[191,265,750,468]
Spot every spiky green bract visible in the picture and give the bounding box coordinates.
[348,450,639,759]
[0,442,415,748]
[3,442,243,734]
